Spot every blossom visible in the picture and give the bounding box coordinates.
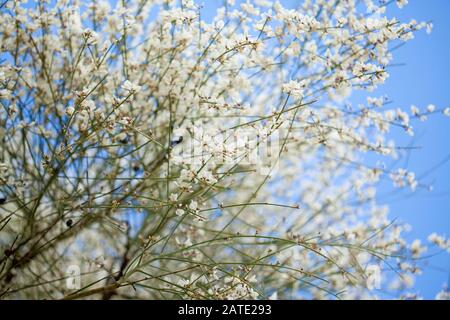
[444,108,450,116]
[396,0,408,9]
[82,28,99,45]
[177,279,190,287]
[427,233,449,250]
[282,80,306,98]
[188,200,199,212]
[368,97,384,108]
[411,239,427,258]
[410,105,420,116]
[66,106,75,116]
[435,287,450,300]
[121,80,142,93]
[175,208,185,216]
[390,169,418,191]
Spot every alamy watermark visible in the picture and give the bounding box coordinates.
[170,126,286,176]
[66,264,81,290]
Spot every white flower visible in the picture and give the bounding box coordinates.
[410,105,420,116]
[181,0,195,9]
[435,287,449,300]
[115,132,127,142]
[443,108,450,116]
[66,106,75,116]
[0,162,8,178]
[82,28,98,45]
[0,89,11,98]
[390,169,417,190]
[426,104,436,113]
[118,116,133,126]
[396,0,408,9]
[122,80,141,93]
[282,80,307,98]
[428,233,448,249]
[411,239,427,258]
[177,279,190,287]
[367,97,384,108]
[188,200,199,211]
[8,103,17,118]
[175,208,185,216]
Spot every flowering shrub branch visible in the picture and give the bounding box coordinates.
[0,0,448,300]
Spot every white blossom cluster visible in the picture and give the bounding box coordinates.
[0,0,448,300]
